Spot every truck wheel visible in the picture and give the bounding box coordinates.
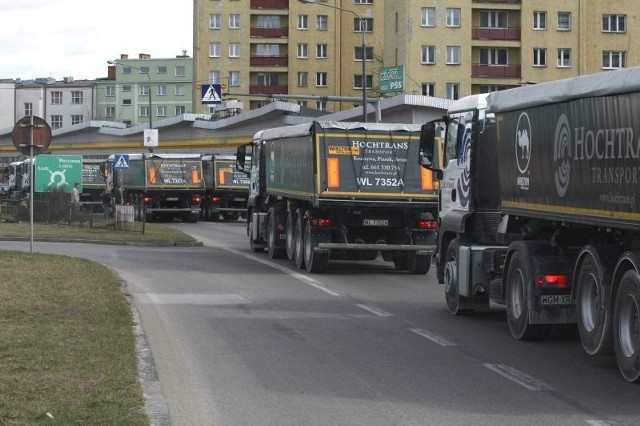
[267,213,286,259]
[303,219,329,273]
[613,269,640,382]
[406,253,431,275]
[444,239,472,315]
[222,212,239,221]
[294,212,306,269]
[285,211,296,260]
[506,250,550,340]
[248,219,263,252]
[576,253,613,355]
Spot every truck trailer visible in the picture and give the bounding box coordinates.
[419,67,640,382]
[236,121,439,274]
[107,153,204,223]
[201,154,250,221]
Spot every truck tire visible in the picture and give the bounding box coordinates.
[406,253,431,275]
[444,239,473,315]
[294,212,305,269]
[222,212,239,221]
[285,210,296,260]
[267,212,286,259]
[303,218,329,273]
[506,250,551,340]
[576,252,614,355]
[613,269,640,382]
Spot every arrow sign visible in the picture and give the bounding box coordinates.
[201,84,222,104]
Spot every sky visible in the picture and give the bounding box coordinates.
[1,1,193,81]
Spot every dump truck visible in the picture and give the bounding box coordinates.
[201,154,250,221]
[419,67,640,382]
[107,153,204,223]
[80,158,110,205]
[236,121,439,273]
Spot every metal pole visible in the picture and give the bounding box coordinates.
[29,116,34,254]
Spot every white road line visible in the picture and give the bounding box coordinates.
[586,420,611,426]
[409,328,457,347]
[483,363,555,391]
[356,304,394,317]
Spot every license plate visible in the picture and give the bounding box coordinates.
[538,295,572,305]
[166,197,179,201]
[363,219,388,226]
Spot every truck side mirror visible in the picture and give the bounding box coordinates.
[419,123,437,169]
[236,145,249,176]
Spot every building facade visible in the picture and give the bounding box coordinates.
[97,53,194,127]
[193,0,640,113]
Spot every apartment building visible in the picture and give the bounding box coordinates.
[194,0,640,113]
[98,53,194,127]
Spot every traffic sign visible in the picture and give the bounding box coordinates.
[114,154,130,169]
[201,84,222,104]
[11,116,52,155]
[34,155,82,193]
[379,65,404,94]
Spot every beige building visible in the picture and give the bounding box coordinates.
[193,0,640,114]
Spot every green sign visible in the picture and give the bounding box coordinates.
[379,65,404,94]
[35,155,83,193]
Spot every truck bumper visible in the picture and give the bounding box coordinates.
[317,242,435,255]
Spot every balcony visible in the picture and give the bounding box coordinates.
[250,27,289,38]
[249,85,288,95]
[472,64,521,78]
[250,0,288,9]
[472,27,520,41]
[250,56,288,67]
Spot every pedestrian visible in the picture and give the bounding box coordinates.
[71,183,81,214]
[101,188,112,221]
[115,184,125,205]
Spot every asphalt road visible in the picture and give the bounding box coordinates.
[3,220,639,426]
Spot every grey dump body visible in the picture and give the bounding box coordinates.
[201,154,250,220]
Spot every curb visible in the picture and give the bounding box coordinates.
[0,236,204,247]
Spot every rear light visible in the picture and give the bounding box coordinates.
[418,220,438,229]
[142,196,153,203]
[192,195,202,203]
[212,196,222,203]
[536,274,569,289]
[310,218,332,227]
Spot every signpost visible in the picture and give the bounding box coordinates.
[379,65,404,94]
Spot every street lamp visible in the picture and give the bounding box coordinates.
[107,59,153,130]
[299,0,368,122]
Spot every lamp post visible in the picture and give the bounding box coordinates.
[107,59,153,130]
[299,0,368,122]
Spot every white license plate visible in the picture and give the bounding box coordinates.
[363,219,388,226]
[538,295,572,305]
[166,197,179,201]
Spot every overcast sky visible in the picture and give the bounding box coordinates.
[1,1,193,81]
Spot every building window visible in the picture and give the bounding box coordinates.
[210,42,221,57]
[71,91,83,104]
[603,51,626,69]
[157,66,167,74]
[297,43,308,58]
[50,115,63,128]
[446,46,460,64]
[422,83,435,96]
[316,44,328,58]
[25,102,33,116]
[106,106,115,119]
[421,8,435,27]
[139,105,149,118]
[175,85,186,96]
[316,72,328,87]
[446,9,461,27]
[354,74,372,89]
[175,66,186,77]
[51,91,63,104]
[229,71,240,86]
[106,85,115,97]
[209,71,221,83]
[256,44,280,57]
[557,48,571,67]
[354,0,373,4]
[257,16,280,28]
[175,106,186,115]
[533,11,547,30]
[603,14,626,33]
[139,85,150,96]
[210,14,221,29]
[139,66,149,74]
[316,100,327,111]
[71,115,83,125]
[122,99,132,106]
[157,84,167,96]
[317,15,328,30]
[229,14,240,29]
[229,43,240,57]
[298,15,308,29]
[558,12,571,30]
[480,11,507,28]
[354,46,373,61]
[533,48,547,67]
[297,72,308,87]
[480,48,508,65]
[122,85,131,92]
[445,83,459,100]
[157,106,166,117]
[122,67,132,75]
[354,18,373,32]
[421,46,436,64]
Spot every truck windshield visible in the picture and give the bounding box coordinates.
[444,112,474,165]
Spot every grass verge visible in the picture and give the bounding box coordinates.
[0,251,148,424]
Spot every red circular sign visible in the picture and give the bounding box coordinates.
[11,116,52,155]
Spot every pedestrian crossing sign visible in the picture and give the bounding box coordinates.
[114,154,129,169]
[201,84,222,104]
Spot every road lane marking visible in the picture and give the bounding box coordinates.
[356,304,394,317]
[409,328,457,347]
[136,293,250,305]
[483,363,555,391]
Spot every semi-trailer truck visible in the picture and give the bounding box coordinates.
[201,154,250,221]
[419,67,640,382]
[236,121,439,274]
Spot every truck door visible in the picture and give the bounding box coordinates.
[247,142,263,208]
[441,111,475,218]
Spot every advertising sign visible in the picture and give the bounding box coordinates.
[379,65,404,94]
